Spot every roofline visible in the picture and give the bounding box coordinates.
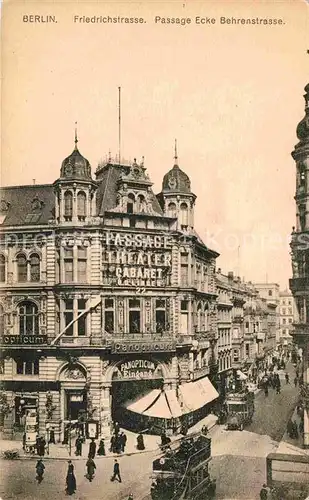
[1,183,53,190]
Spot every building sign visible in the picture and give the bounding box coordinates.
[116,359,157,380]
[2,335,48,345]
[102,232,172,287]
[111,340,176,354]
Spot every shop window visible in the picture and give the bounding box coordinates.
[17,254,27,282]
[30,254,40,282]
[16,359,39,375]
[129,299,141,333]
[64,248,74,282]
[104,298,114,333]
[155,299,166,334]
[18,301,39,335]
[77,191,86,221]
[77,247,87,282]
[64,191,73,221]
[0,255,5,282]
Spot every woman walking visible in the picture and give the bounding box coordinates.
[65,460,77,495]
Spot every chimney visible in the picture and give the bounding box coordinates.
[228,271,234,280]
[32,179,36,185]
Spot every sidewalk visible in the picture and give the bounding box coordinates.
[0,412,218,461]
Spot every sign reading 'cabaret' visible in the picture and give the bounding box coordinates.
[112,341,176,354]
[103,232,172,287]
[117,359,157,380]
[2,335,48,345]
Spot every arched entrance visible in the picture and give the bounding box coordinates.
[109,358,166,431]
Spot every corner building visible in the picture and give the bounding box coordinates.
[0,141,219,441]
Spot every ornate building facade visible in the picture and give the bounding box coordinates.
[0,138,220,440]
[290,83,309,447]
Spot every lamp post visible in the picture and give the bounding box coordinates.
[68,411,72,457]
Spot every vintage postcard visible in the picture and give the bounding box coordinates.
[1,0,309,499]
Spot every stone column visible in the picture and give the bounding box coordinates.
[100,384,112,438]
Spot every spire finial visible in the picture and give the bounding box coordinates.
[74,122,78,149]
[174,138,178,165]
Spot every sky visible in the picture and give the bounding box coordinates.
[1,0,309,289]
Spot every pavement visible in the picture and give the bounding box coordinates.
[0,413,218,461]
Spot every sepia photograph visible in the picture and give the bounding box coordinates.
[0,0,309,498]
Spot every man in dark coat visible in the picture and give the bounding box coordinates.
[259,484,268,500]
[88,438,96,459]
[111,459,122,482]
[35,459,45,483]
[86,457,96,481]
[114,422,120,436]
[75,435,83,456]
[49,427,56,444]
[66,460,76,495]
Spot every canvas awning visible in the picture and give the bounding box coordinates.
[237,370,248,381]
[178,377,219,413]
[125,389,161,414]
[125,389,183,419]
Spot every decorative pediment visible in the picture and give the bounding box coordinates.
[60,364,87,382]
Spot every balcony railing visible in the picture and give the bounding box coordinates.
[60,337,91,346]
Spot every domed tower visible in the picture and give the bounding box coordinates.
[289,83,309,448]
[158,141,196,231]
[53,128,98,224]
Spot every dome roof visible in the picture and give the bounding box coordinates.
[60,142,92,181]
[296,84,309,144]
[162,164,191,193]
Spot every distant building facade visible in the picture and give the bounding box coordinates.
[278,290,295,348]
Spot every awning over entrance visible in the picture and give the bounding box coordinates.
[125,389,161,414]
[178,377,219,413]
[237,370,248,381]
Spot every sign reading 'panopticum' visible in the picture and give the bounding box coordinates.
[111,341,176,354]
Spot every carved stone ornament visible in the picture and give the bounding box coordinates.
[63,367,86,380]
[102,360,109,374]
[31,196,44,212]
[0,200,10,213]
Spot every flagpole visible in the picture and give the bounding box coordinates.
[118,86,121,165]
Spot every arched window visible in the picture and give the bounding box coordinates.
[0,255,5,282]
[18,301,39,335]
[197,303,202,332]
[0,304,4,334]
[167,202,177,218]
[30,254,40,282]
[77,191,86,220]
[127,193,135,214]
[64,191,73,220]
[180,202,188,226]
[17,254,27,282]
[137,194,146,213]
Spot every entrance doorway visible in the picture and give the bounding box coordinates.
[65,391,87,420]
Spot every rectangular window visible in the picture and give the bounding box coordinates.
[180,253,188,286]
[77,299,86,336]
[155,299,166,334]
[64,248,74,282]
[77,247,87,283]
[16,359,39,375]
[245,344,250,357]
[104,298,115,333]
[129,299,141,333]
[64,299,74,336]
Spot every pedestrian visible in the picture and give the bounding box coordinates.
[122,432,127,452]
[75,435,82,456]
[110,434,116,453]
[285,373,290,384]
[49,427,55,444]
[264,386,268,397]
[86,457,96,482]
[65,460,76,495]
[111,459,122,482]
[88,437,96,459]
[294,376,298,387]
[35,459,45,483]
[136,433,145,450]
[98,438,106,456]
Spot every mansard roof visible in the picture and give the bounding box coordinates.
[95,163,163,216]
[0,184,54,226]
